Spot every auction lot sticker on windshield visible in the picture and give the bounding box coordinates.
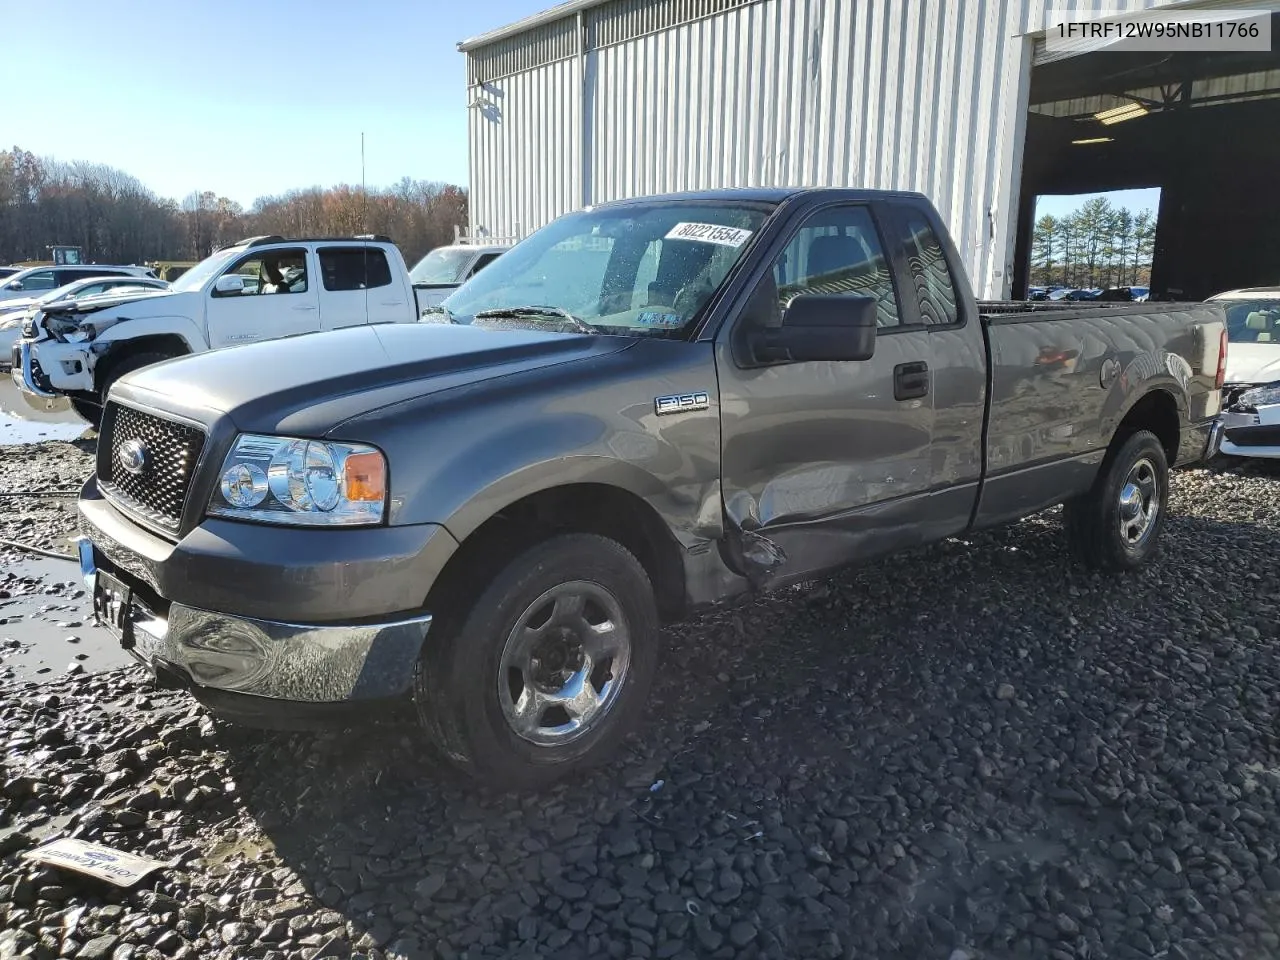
[665,222,754,247]
[24,838,168,887]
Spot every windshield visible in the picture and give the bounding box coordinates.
[1223,300,1280,344]
[170,248,241,294]
[410,249,473,285]
[35,282,83,304]
[439,201,773,337]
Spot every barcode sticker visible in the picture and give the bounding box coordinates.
[664,223,754,247]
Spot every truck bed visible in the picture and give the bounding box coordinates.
[978,299,1191,319]
[971,298,1225,529]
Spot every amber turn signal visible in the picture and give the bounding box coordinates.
[344,451,386,503]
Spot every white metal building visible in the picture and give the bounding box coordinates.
[460,0,1280,299]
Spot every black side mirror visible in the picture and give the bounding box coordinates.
[751,294,878,363]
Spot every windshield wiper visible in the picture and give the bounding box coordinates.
[473,305,602,334]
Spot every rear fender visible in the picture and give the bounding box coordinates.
[1103,353,1191,440]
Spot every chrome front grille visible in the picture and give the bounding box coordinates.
[98,402,206,533]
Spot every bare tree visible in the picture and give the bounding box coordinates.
[1,146,468,268]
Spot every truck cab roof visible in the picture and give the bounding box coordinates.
[216,235,399,252]
[588,186,931,209]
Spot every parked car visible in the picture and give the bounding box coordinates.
[11,235,420,423]
[74,187,1225,787]
[1210,287,1280,458]
[0,264,156,302]
[0,276,171,358]
[409,244,507,313]
[0,274,170,322]
[0,267,21,281]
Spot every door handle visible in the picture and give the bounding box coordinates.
[292,304,318,312]
[893,361,930,401]
[380,300,404,307]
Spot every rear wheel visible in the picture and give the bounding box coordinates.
[414,533,659,789]
[1064,429,1169,571]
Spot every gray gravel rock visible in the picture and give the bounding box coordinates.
[5,448,1280,958]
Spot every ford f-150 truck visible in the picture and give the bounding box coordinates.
[75,188,1227,788]
[12,235,419,423]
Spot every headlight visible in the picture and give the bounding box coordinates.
[43,313,82,337]
[207,434,387,527]
[1235,381,1280,411]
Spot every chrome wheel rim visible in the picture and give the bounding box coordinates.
[1118,457,1160,546]
[498,581,631,745]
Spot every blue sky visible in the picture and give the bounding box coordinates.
[1,0,549,208]
[1036,187,1161,221]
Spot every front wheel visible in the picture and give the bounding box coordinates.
[1064,429,1169,571]
[70,396,102,425]
[414,533,659,789]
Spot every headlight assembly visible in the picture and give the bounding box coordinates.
[43,313,82,337]
[208,434,387,527]
[1235,381,1280,411]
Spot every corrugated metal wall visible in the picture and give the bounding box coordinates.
[464,0,1169,296]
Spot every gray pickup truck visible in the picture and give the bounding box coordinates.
[76,188,1228,787]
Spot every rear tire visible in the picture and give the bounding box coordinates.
[414,533,659,789]
[1064,429,1169,571]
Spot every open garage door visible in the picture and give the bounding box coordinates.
[1012,8,1280,302]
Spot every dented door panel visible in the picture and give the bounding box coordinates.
[714,329,936,583]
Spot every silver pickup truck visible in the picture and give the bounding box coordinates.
[76,188,1227,787]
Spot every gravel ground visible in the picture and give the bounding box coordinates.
[0,441,93,558]
[3,443,1280,960]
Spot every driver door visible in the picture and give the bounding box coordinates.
[205,247,320,349]
[715,202,938,585]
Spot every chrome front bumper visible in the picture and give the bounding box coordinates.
[77,536,433,704]
[11,339,57,399]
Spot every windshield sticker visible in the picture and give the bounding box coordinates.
[636,311,683,328]
[664,222,754,247]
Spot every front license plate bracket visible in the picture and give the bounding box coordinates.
[93,569,135,650]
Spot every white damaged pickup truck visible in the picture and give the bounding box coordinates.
[75,188,1227,787]
[12,235,419,423]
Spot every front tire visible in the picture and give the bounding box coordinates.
[70,397,102,425]
[414,533,659,789]
[1064,429,1169,571]
[95,350,178,415]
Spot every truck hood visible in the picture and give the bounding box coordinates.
[115,323,632,436]
[45,288,180,318]
[1226,342,1280,386]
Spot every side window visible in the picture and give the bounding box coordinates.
[470,252,501,277]
[899,210,959,326]
[318,248,392,292]
[769,206,900,328]
[214,249,309,297]
[20,270,57,291]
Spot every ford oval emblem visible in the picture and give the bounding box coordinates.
[118,439,148,476]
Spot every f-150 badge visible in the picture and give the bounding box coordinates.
[654,392,710,416]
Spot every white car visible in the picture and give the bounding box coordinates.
[0,277,171,356]
[0,263,156,302]
[409,244,507,312]
[12,235,420,422]
[1211,287,1280,458]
